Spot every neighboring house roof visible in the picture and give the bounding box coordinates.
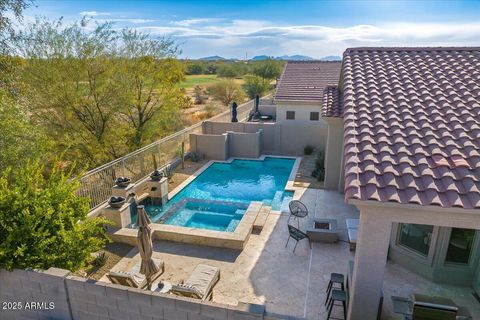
[342,47,480,209]
[274,61,342,102]
[322,85,342,117]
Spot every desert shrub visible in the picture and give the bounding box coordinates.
[193,85,205,105]
[92,251,108,268]
[311,149,326,181]
[304,145,314,155]
[210,79,245,106]
[189,152,202,162]
[0,160,110,271]
[204,102,216,117]
[177,94,194,109]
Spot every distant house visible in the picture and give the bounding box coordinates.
[321,47,480,319]
[273,61,342,124]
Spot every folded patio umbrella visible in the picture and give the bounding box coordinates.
[136,205,159,290]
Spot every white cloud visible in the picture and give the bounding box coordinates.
[79,11,112,17]
[171,18,222,27]
[96,18,156,24]
[138,19,480,58]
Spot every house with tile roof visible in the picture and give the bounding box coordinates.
[273,61,342,124]
[320,47,480,319]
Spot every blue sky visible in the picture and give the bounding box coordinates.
[22,0,480,59]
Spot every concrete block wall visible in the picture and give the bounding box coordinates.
[0,268,72,320]
[0,268,269,320]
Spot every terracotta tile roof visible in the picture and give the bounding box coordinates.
[342,47,480,209]
[274,61,342,102]
[322,85,342,117]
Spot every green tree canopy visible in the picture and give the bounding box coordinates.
[252,59,282,81]
[0,0,32,53]
[0,160,110,271]
[216,64,239,78]
[15,18,184,167]
[118,29,185,149]
[243,75,270,99]
[186,62,206,75]
[0,90,52,172]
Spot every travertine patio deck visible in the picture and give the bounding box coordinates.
[102,188,480,319]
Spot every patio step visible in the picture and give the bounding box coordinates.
[253,205,271,231]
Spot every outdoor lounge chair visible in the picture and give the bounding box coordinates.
[171,264,220,301]
[107,258,164,289]
[286,224,312,252]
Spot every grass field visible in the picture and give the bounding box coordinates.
[179,74,219,89]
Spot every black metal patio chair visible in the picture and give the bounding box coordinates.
[288,200,308,228]
[285,224,312,252]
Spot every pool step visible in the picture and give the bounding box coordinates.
[253,205,271,231]
[270,191,284,210]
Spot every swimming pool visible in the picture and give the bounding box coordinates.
[135,157,296,232]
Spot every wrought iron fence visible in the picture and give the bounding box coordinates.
[78,98,255,209]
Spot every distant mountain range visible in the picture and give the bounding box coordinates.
[197,55,342,61]
[198,55,227,61]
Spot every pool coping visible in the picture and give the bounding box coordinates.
[109,155,302,250]
[110,201,263,250]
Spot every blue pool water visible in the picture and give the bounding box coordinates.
[136,157,295,232]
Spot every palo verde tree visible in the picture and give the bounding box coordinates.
[16,18,124,165]
[15,18,184,167]
[0,0,32,53]
[117,29,185,150]
[0,91,52,172]
[0,159,110,271]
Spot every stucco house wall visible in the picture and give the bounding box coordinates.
[348,201,480,320]
[275,100,327,126]
[388,224,480,286]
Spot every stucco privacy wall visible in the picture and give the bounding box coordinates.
[0,267,270,320]
[189,133,228,160]
[228,130,262,158]
[190,130,263,160]
[202,121,327,155]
